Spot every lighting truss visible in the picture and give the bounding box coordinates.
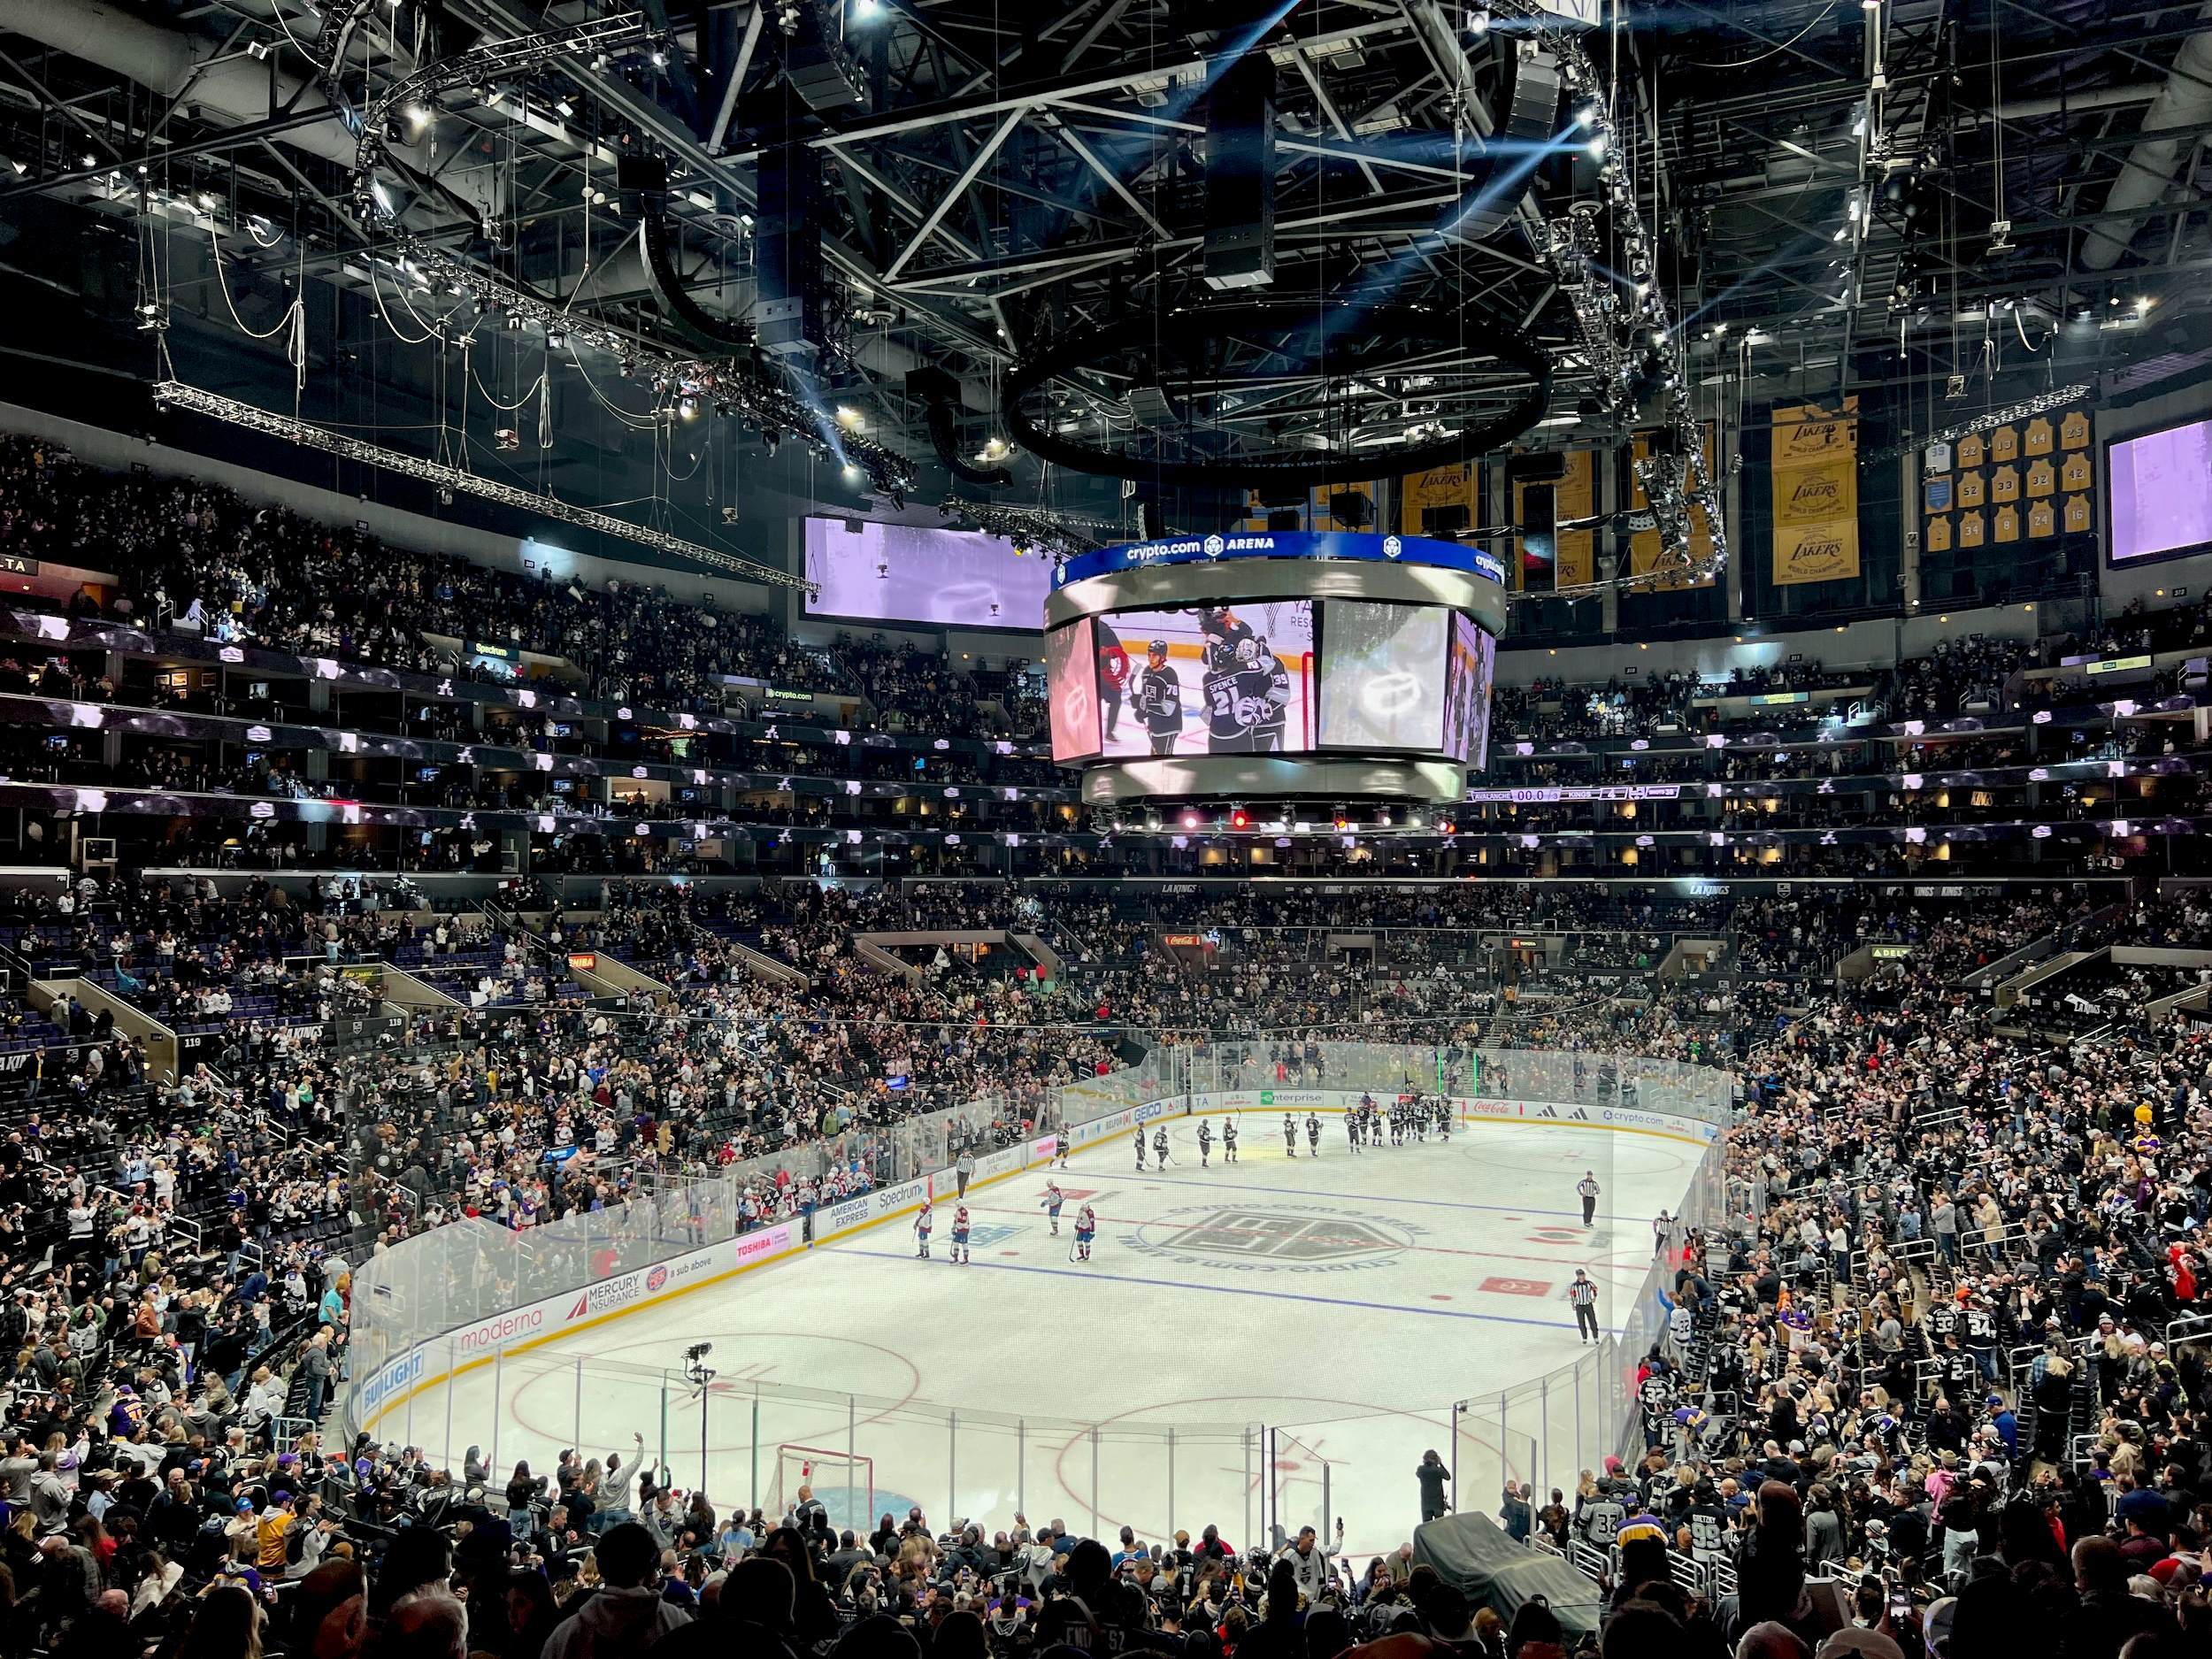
[1861,383,2094,465]
[1503,2,1728,588]
[937,496,1119,560]
[351,12,656,226]
[336,12,918,498]
[151,380,811,593]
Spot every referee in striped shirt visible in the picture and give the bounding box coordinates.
[1567,1269,1601,1342]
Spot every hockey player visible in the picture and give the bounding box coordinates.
[950,1204,972,1265]
[1240,634,1294,754]
[1345,1109,1362,1154]
[1389,1099,1405,1147]
[914,1199,933,1260]
[1222,1117,1239,1164]
[1099,637,1132,739]
[1074,1202,1097,1263]
[1305,1113,1322,1156]
[1282,1113,1299,1156]
[1412,1097,1427,1144]
[1152,1125,1171,1167]
[1437,1098,1452,1143]
[1369,1101,1385,1147]
[1202,639,1253,754]
[1133,640,1186,756]
[1135,1127,1148,1171]
[1041,1182,1065,1234]
[1196,1118,1213,1167]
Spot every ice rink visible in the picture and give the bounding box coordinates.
[406,1112,1700,1559]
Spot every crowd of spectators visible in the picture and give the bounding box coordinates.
[6,871,2212,1659]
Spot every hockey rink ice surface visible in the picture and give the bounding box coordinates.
[411,1117,1698,1557]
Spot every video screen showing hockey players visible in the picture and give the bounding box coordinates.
[1092,601,1315,757]
[1316,600,1451,751]
[1442,610,1497,769]
[1044,615,1101,764]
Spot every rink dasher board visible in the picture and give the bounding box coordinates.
[352,1099,1714,1431]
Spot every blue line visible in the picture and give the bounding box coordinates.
[1119,1169,1643,1225]
[837,1248,1616,1336]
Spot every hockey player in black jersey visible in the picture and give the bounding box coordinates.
[1222,1117,1239,1163]
[1196,1118,1213,1166]
[1305,1112,1322,1155]
[1133,640,1186,755]
[1202,639,1253,754]
[1240,634,1294,753]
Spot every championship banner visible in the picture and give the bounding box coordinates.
[1770,400,1860,586]
[1628,424,1717,588]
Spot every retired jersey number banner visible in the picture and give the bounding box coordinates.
[1770,399,1861,587]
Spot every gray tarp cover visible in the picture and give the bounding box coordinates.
[1410,1512,1605,1640]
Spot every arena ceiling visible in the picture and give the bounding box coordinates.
[0,0,2208,542]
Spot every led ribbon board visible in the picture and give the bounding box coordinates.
[1054,531,1509,590]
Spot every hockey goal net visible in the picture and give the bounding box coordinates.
[766,1444,876,1528]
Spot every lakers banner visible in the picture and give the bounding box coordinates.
[1770,399,1860,586]
[1628,424,1717,589]
[1399,463,1479,536]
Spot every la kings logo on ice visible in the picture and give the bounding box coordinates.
[1129,1203,1417,1274]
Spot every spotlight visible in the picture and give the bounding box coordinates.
[504,309,524,331]
[649,49,668,67]
[842,463,862,482]
[545,326,566,349]
[554,98,575,119]
[1229,806,1250,831]
[1586,134,1608,159]
[1180,810,1202,830]
[1575,100,1603,130]
[1466,5,1490,34]
[855,0,882,16]
[834,404,864,430]
[678,395,699,419]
